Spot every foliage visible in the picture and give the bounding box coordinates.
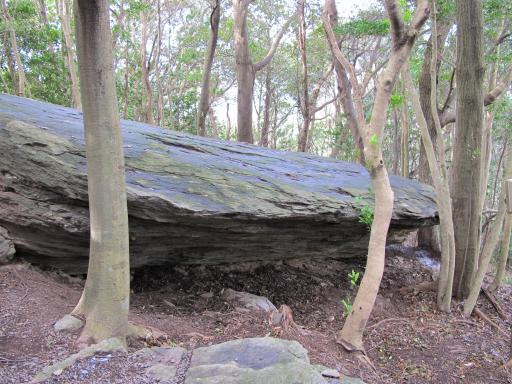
[354,193,375,230]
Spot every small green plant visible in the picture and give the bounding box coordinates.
[340,270,361,316]
[348,270,360,287]
[354,193,374,230]
[340,298,352,316]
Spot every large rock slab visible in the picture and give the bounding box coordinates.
[185,337,332,384]
[0,94,438,273]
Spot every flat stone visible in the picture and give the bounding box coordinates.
[185,337,328,384]
[53,314,83,333]
[222,289,277,312]
[321,368,340,378]
[146,363,177,380]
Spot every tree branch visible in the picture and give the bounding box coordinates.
[384,0,405,44]
[441,64,512,126]
[253,16,293,71]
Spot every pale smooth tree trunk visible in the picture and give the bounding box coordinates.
[233,0,290,143]
[464,146,512,315]
[451,0,485,299]
[399,79,410,178]
[324,0,430,351]
[197,0,220,136]
[1,0,27,97]
[297,0,310,152]
[260,67,272,147]
[56,0,82,110]
[416,20,450,255]
[489,212,512,292]
[324,0,364,163]
[141,12,154,125]
[72,0,130,347]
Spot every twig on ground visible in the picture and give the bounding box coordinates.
[482,288,509,320]
[473,307,509,337]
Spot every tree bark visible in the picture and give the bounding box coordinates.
[489,212,512,292]
[56,0,82,110]
[260,67,272,147]
[233,0,290,143]
[141,12,154,125]
[464,145,512,315]
[451,0,485,299]
[297,0,310,152]
[325,0,430,351]
[197,0,220,136]
[324,0,364,163]
[72,0,130,346]
[416,20,450,255]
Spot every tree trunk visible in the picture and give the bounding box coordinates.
[400,81,410,178]
[451,0,485,299]
[260,68,272,147]
[392,108,400,175]
[489,212,512,292]
[141,12,154,125]
[416,21,450,255]
[197,0,220,136]
[297,0,310,152]
[324,0,364,164]
[72,0,130,346]
[56,0,82,110]
[464,144,512,315]
[1,0,27,97]
[233,0,290,143]
[325,0,430,350]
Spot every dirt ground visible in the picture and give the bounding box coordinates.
[1,245,512,384]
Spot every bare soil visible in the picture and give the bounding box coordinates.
[1,246,511,384]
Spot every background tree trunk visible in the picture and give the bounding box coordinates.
[197,0,220,136]
[72,0,130,346]
[297,0,310,152]
[56,0,82,110]
[451,0,485,299]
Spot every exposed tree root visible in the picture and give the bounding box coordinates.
[482,288,509,320]
[30,338,126,383]
[472,307,508,337]
[269,304,305,336]
[392,281,437,295]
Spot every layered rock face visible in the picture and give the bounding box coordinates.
[0,94,438,273]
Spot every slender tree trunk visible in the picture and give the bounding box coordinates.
[37,0,55,54]
[56,0,82,110]
[233,0,290,143]
[260,68,272,147]
[324,0,364,163]
[155,0,164,126]
[451,0,485,299]
[325,0,430,350]
[489,212,512,292]
[72,0,130,346]
[226,103,232,140]
[297,0,310,152]
[141,12,154,125]
[197,0,220,136]
[400,80,410,177]
[1,0,27,97]
[416,21,450,255]
[464,145,512,315]
[392,108,400,175]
